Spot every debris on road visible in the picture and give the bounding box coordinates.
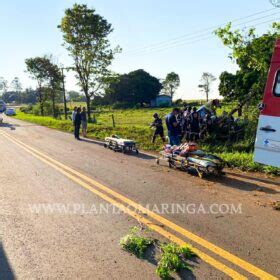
[272,201,280,211]
[120,226,196,279]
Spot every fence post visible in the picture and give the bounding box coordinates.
[112,114,115,127]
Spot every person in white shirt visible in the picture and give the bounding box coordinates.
[71,106,77,124]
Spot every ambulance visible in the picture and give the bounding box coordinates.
[254,39,280,168]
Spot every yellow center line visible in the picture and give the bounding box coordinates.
[0,130,247,280]
[1,129,278,279]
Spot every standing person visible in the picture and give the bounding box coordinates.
[81,107,87,137]
[150,113,165,143]
[74,107,82,140]
[71,106,77,125]
[165,108,180,146]
[190,107,200,141]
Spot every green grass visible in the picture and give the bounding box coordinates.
[13,108,279,175]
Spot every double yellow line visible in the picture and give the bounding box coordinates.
[1,129,277,280]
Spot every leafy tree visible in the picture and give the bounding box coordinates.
[25,57,50,115]
[58,3,120,120]
[162,72,180,100]
[44,59,62,118]
[26,56,62,117]
[198,72,216,101]
[106,69,162,106]
[215,22,280,103]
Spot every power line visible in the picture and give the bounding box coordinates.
[130,17,280,57]
[124,8,278,55]
[126,11,280,55]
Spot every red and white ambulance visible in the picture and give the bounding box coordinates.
[254,39,280,168]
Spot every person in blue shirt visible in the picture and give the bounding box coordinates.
[165,108,181,146]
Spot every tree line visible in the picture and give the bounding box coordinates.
[1,3,279,119]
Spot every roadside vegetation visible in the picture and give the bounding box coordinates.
[13,105,279,175]
[1,3,280,175]
[120,226,196,279]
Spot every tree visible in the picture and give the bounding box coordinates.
[215,22,280,103]
[25,57,50,115]
[105,69,162,106]
[10,77,22,93]
[198,72,216,102]
[43,59,62,118]
[10,77,23,103]
[162,72,180,100]
[58,3,120,120]
[0,77,8,93]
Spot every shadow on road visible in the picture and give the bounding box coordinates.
[0,123,19,131]
[0,243,15,280]
[124,151,156,160]
[80,137,156,160]
[80,137,105,147]
[208,175,279,194]
[226,171,280,187]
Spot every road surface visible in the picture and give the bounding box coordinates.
[0,117,279,279]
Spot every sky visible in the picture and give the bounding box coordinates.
[0,0,279,100]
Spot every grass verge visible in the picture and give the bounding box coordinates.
[12,111,279,174]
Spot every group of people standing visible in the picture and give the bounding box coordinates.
[71,107,87,140]
[151,107,214,146]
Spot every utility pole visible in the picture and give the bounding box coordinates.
[61,68,67,120]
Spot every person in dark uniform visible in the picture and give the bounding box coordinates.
[165,108,180,146]
[189,107,200,141]
[74,107,82,140]
[150,113,165,143]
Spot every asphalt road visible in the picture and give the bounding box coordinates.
[0,116,279,279]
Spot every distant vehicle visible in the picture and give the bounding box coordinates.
[0,100,6,113]
[5,108,16,116]
[254,39,280,168]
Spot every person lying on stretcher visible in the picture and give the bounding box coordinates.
[163,142,198,157]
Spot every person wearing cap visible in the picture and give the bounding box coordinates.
[150,113,165,143]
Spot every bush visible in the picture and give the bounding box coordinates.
[20,105,33,114]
